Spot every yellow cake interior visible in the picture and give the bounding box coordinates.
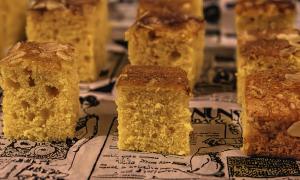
[27,1,108,82]
[126,15,205,87]
[117,86,192,155]
[0,42,80,141]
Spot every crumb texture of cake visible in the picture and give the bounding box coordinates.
[0,0,27,57]
[235,0,296,35]
[138,0,203,18]
[242,69,300,159]
[27,0,108,82]
[0,42,80,141]
[116,65,192,155]
[126,13,205,87]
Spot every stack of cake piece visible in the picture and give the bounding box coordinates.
[27,0,110,82]
[235,0,297,81]
[235,0,297,77]
[0,0,111,142]
[117,0,205,155]
[117,65,192,155]
[235,0,300,159]
[0,0,28,58]
[236,0,297,104]
[126,0,205,87]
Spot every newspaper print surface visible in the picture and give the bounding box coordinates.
[90,104,300,180]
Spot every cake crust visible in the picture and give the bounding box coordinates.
[239,35,300,67]
[138,0,203,17]
[29,0,99,12]
[0,42,74,71]
[117,65,191,95]
[243,69,300,159]
[238,29,300,44]
[237,29,300,68]
[135,12,204,33]
[235,0,295,16]
[240,39,290,59]
[245,69,300,122]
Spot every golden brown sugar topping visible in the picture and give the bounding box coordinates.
[140,0,195,8]
[136,12,204,31]
[235,0,296,16]
[139,0,200,16]
[29,0,99,11]
[0,42,75,68]
[117,65,191,95]
[245,69,300,122]
[276,30,300,44]
[239,29,300,60]
[240,39,291,59]
[241,29,300,41]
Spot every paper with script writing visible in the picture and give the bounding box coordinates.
[89,101,300,180]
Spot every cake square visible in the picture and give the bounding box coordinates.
[0,42,80,141]
[237,30,300,105]
[126,13,205,87]
[0,0,27,57]
[137,0,203,18]
[235,0,296,36]
[242,69,300,160]
[116,65,192,155]
[27,0,108,82]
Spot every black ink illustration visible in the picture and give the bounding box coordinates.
[187,108,242,177]
[191,108,242,146]
[227,157,300,178]
[188,153,225,177]
[91,107,242,179]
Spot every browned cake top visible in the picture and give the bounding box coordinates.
[239,29,300,42]
[240,33,300,62]
[135,12,204,33]
[245,69,300,122]
[0,42,75,70]
[139,0,195,8]
[239,29,300,61]
[138,0,200,16]
[117,65,191,95]
[29,0,99,12]
[235,0,295,16]
[240,39,291,59]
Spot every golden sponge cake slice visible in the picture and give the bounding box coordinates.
[116,65,192,155]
